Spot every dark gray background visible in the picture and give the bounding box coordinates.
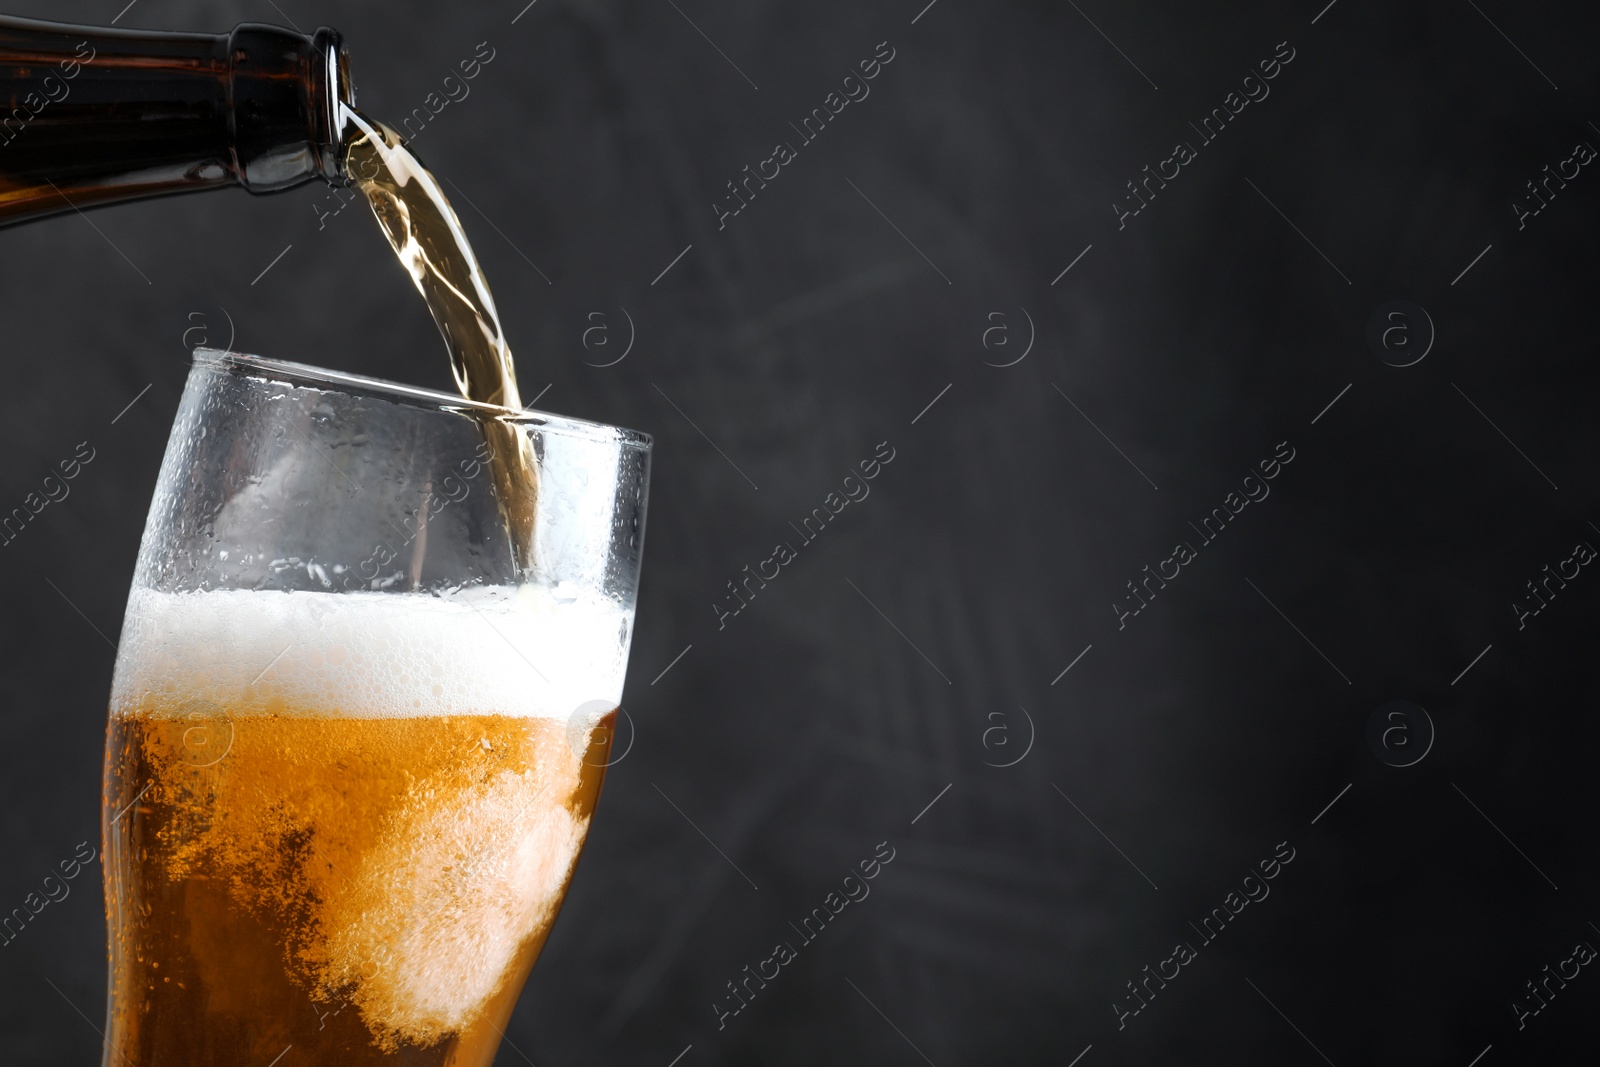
[3,0,1598,1063]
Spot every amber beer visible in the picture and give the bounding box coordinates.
[103,589,625,1065]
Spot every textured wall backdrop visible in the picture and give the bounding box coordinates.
[2,0,1598,1063]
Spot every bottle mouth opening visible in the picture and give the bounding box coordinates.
[312,26,352,183]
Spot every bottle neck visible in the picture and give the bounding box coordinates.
[0,16,353,227]
[229,24,351,190]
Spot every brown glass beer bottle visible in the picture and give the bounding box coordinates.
[0,14,352,226]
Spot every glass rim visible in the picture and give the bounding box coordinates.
[195,348,653,450]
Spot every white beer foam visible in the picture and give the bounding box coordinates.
[111,585,632,721]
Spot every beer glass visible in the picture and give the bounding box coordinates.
[101,350,650,1065]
